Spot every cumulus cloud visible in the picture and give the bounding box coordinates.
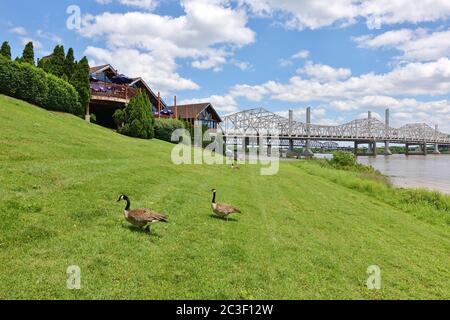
[297,62,352,82]
[238,0,450,30]
[354,28,450,62]
[235,58,450,103]
[180,94,239,114]
[80,0,255,93]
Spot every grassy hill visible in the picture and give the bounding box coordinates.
[0,94,449,299]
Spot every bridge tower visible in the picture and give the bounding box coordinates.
[367,111,376,156]
[384,108,392,155]
[433,124,441,154]
[288,109,294,151]
[303,107,314,157]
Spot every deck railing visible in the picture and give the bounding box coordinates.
[90,82,138,101]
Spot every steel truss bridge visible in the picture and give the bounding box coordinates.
[219,107,450,156]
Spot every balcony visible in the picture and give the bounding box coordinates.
[90,82,138,104]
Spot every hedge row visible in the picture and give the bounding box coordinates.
[154,118,186,142]
[0,56,82,115]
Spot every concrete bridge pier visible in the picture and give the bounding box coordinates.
[354,141,359,155]
[302,107,314,157]
[406,143,428,155]
[433,143,440,154]
[367,141,377,156]
[421,143,428,156]
[303,139,314,157]
[384,141,392,155]
[371,141,377,156]
[243,136,250,153]
[289,139,294,151]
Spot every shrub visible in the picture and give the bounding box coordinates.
[329,151,357,168]
[327,150,376,173]
[154,118,186,142]
[114,91,155,139]
[0,56,81,115]
[45,73,82,115]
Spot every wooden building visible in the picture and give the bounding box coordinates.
[172,103,222,129]
[88,64,170,128]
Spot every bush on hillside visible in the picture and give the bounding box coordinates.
[329,151,357,168]
[154,118,186,142]
[113,91,155,139]
[328,150,375,173]
[0,56,81,115]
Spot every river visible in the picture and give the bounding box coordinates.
[357,154,450,194]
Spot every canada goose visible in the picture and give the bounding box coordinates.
[117,194,168,232]
[210,189,241,221]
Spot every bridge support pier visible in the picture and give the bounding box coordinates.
[303,139,314,158]
[405,143,428,155]
[367,141,377,156]
[433,143,440,154]
[384,141,392,155]
[243,137,249,154]
[354,141,359,156]
[289,139,294,151]
[422,143,428,156]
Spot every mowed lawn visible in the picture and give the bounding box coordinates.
[0,94,449,300]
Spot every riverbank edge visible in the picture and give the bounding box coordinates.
[293,159,450,229]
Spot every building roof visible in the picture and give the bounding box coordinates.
[89,64,118,75]
[130,77,167,108]
[174,103,222,122]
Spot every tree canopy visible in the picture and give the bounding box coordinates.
[21,42,35,65]
[0,41,11,60]
[113,91,155,139]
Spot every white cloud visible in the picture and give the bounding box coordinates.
[85,46,199,93]
[238,0,359,30]
[238,0,450,30]
[237,58,450,103]
[230,84,267,101]
[298,62,352,82]
[360,0,450,29]
[181,94,239,114]
[36,30,63,44]
[96,0,156,10]
[292,50,310,59]
[119,0,157,10]
[80,0,255,93]
[355,28,450,62]
[20,37,43,50]
[10,26,27,35]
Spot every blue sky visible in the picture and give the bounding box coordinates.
[1,0,450,131]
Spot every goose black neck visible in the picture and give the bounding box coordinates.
[124,197,131,211]
[212,191,216,204]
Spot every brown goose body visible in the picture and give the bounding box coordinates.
[210,189,241,221]
[125,208,168,228]
[118,195,168,231]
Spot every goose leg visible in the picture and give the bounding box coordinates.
[145,225,151,233]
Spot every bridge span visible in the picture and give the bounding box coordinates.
[219,107,450,156]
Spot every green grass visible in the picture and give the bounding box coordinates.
[0,94,449,300]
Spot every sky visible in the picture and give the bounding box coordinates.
[1,0,450,131]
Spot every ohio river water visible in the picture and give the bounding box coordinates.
[357,154,450,194]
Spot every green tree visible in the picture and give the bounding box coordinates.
[69,56,91,115]
[43,45,66,77]
[0,41,11,60]
[114,91,155,139]
[65,48,75,78]
[21,41,35,65]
